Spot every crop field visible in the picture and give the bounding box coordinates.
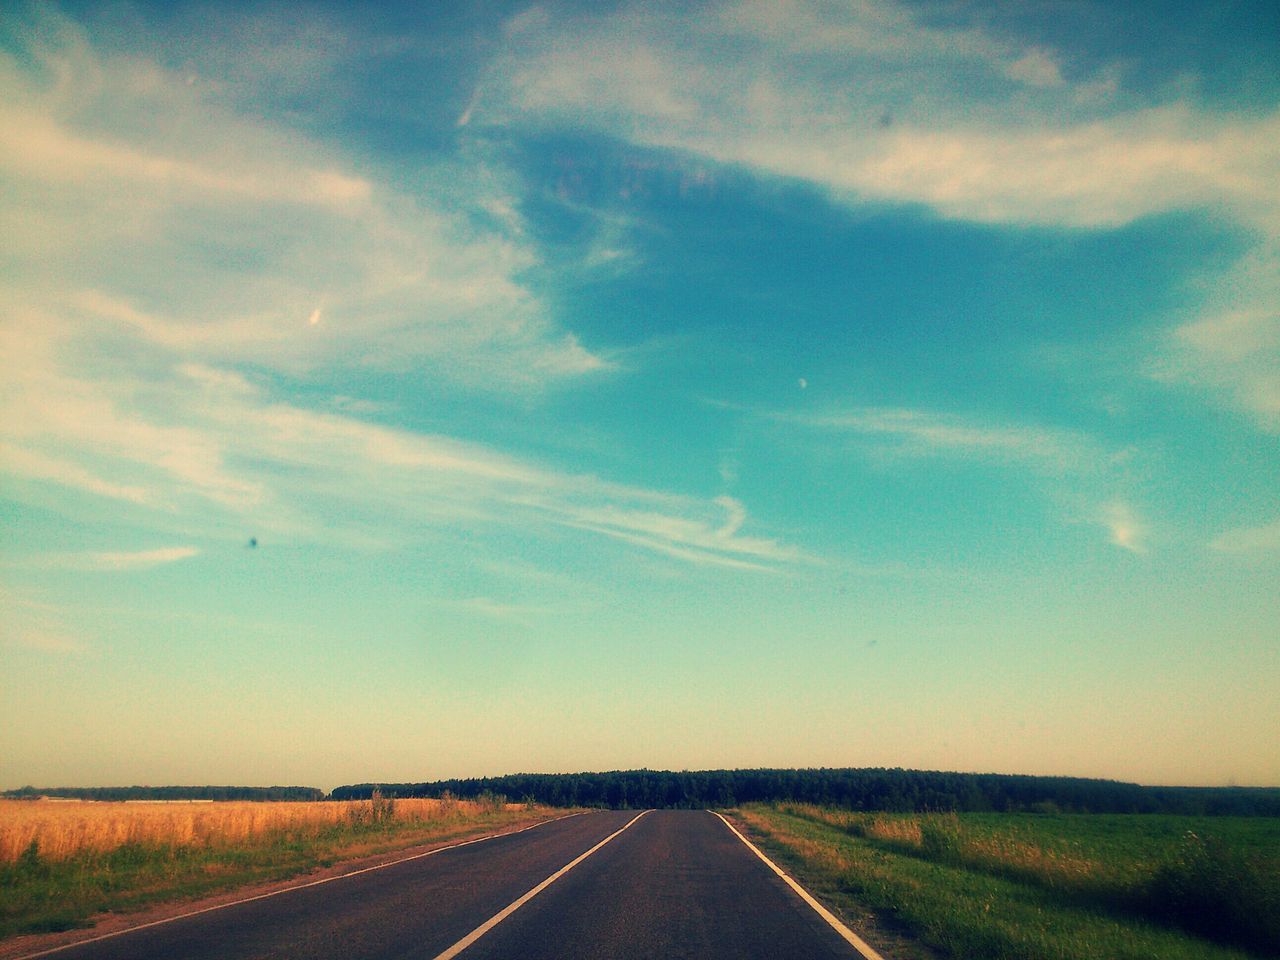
[0,795,558,941]
[0,795,506,862]
[739,803,1280,960]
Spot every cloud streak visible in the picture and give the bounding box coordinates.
[1,324,796,570]
[778,407,1102,473]
[765,404,1144,552]
[44,547,201,572]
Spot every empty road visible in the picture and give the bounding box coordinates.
[23,810,877,960]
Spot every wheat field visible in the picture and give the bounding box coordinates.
[0,796,502,862]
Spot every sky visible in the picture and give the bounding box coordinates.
[1,0,1277,791]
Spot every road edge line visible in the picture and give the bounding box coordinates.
[430,809,651,960]
[709,810,886,960]
[12,811,588,960]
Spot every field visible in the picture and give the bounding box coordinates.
[0,795,560,941]
[738,803,1280,960]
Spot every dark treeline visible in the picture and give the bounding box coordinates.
[332,769,1280,816]
[3,785,325,802]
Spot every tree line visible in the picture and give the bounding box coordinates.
[9,770,1277,814]
[331,768,1280,816]
[2,785,325,802]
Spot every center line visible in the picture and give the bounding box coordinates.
[430,809,650,960]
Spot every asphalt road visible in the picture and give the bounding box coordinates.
[28,810,868,960]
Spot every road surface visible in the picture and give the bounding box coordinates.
[23,810,876,960]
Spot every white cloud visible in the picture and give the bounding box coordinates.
[835,107,1279,229]
[1,13,761,569]
[483,0,1280,232]
[0,12,609,389]
[1005,48,1064,88]
[0,311,263,510]
[0,100,372,210]
[0,442,151,505]
[475,0,1280,443]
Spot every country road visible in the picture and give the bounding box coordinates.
[18,810,878,960]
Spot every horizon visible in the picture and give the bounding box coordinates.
[2,0,1278,792]
[7,764,1280,797]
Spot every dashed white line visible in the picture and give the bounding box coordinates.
[429,809,651,960]
[710,810,886,960]
[13,812,587,960]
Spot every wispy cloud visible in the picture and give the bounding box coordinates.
[1161,301,1280,433]
[0,588,88,655]
[1210,519,1280,555]
[481,0,1280,232]
[1,325,796,569]
[0,442,151,505]
[0,13,769,569]
[766,404,1145,551]
[44,547,201,572]
[778,407,1101,473]
[1102,502,1147,554]
[564,496,799,571]
[0,10,610,390]
[1005,48,1064,88]
[4,628,88,655]
[451,597,550,621]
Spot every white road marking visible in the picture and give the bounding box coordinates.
[430,809,651,960]
[710,810,887,960]
[13,812,587,960]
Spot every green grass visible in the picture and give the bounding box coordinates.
[737,804,1280,960]
[0,805,555,941]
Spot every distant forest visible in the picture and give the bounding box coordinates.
[8,771,1278,815]
[2,785,325,802]
[332,769,1280,816]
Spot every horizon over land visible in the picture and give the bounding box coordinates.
[2,0,1278,793]
[7,765,1280,797]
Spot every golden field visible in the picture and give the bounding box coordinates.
[0,796,502,863]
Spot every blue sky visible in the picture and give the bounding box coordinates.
[1,0,1277,790]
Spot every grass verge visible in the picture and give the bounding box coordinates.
[736,804,1278,960]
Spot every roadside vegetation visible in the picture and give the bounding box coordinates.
[738,803,1280,960]
[0,793,556,940]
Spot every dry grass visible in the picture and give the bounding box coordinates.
[0,796,500,863]
[740,807,856,874]
[779,803,1103,889]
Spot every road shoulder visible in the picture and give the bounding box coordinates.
[720,809,944,960]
